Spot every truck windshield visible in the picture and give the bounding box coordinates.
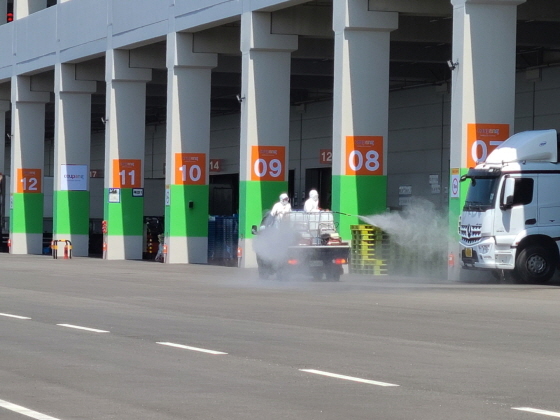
[463,176,499,211]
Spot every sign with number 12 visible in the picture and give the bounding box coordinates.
[17,168,42,193]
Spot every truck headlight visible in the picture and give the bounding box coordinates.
[479,244,490,255]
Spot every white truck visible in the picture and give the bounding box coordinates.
[459,129,560,283]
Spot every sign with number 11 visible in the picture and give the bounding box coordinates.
[112,159,142,189]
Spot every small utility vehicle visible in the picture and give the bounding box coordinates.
[252,211,350,281]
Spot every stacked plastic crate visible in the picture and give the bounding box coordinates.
[349,225,388,275]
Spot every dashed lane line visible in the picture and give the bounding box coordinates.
[513,408,560,418]
[157,342,228,355]
[300,369,399,387]
[0,398,61,420]
[0,313,31,320]
[56,324,109,333]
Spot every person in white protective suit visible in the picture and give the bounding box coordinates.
[270,193,292,218]
[304,189,320,212]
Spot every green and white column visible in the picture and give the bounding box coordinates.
[53,63,96,256]
[9,75,49,254]
[104,49,151,260]
[238,11,298,268]
[164,32,217,264]
[0,99,8,174]
[448,0,524,278]
[331,0,397,239]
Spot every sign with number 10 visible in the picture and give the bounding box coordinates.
[345,136,384,176]
[112,159,142,189]
[17,168,42,193]
[175,153,206,185]
[251,146,285,181]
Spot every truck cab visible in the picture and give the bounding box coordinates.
[459,129,560,283]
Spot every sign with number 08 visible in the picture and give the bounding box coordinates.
[17,168,42,193]
[251,146,285,181]
[175,153,206,185]
[345,136,384,176]
[467,123,509,168]
[112,159,142,189]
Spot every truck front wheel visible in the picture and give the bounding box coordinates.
[515,245,556,283]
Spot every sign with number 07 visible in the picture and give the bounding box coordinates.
[112,159,142,189]
[175,153,206,185]
[17,168,42,193]
[467,123,509,168]
[251,146,285,181]
[345,136,384,176]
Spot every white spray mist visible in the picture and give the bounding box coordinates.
[359,197,449,279]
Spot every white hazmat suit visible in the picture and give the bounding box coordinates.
[304,189,320,212]
[270,193,292,218]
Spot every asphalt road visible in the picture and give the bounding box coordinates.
[1,254,560,420]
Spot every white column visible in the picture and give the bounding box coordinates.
[10,75,49,254]
[0,100,8,174]
[448,0,525,280]
[331,0,398,239]
[14,0,46,19]
[53,63,96,257]
[238,11,298,268]
[104,49,151,260]
[165,32,217,264]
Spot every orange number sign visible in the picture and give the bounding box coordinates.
[17,168,42,193]
[467,124,510,168]
[251,146,285,181]
[175,153,206,185]
[345,136,384,175]
[112,159,142,188]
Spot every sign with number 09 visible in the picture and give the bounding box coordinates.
[17,168,42,193]
[467,123,509,168]
[112,159,142,189]
[251,146,285,181]
[175,153,206,185]
[345,136,384,176]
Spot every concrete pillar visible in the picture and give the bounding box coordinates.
[104,49,151,260]
[0,0,8,24]
[0,100,8,174]
[53,63,96,257]
[164,32,217,264]
[331,0,398,239]
[448,0,525,279]
[14,0,46,19]
[10,75,49,254]
[238,11,298,268]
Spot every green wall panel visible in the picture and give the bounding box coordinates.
[165,184,209,237]
[53,190,90,235]
[239,180,287,237]
[10,193,43,234]
[332,175,387,239]
[104,188,143,236]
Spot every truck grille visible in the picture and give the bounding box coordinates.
[459,223,482,245]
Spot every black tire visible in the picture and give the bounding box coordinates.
[325,264,342,282]
[258,266,270,280]
[515,245,556,283]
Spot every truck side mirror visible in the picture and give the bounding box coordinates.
[501,177,515,209]
[251,225,258,235]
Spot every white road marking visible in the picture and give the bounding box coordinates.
[0,398,61,420]
[157,342,228,355]
[56,324,109,333]
[0,313,31,320]
[513,408,560,418]
[299,369,399,387]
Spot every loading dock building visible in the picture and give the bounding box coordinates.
[0,0,558,269]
